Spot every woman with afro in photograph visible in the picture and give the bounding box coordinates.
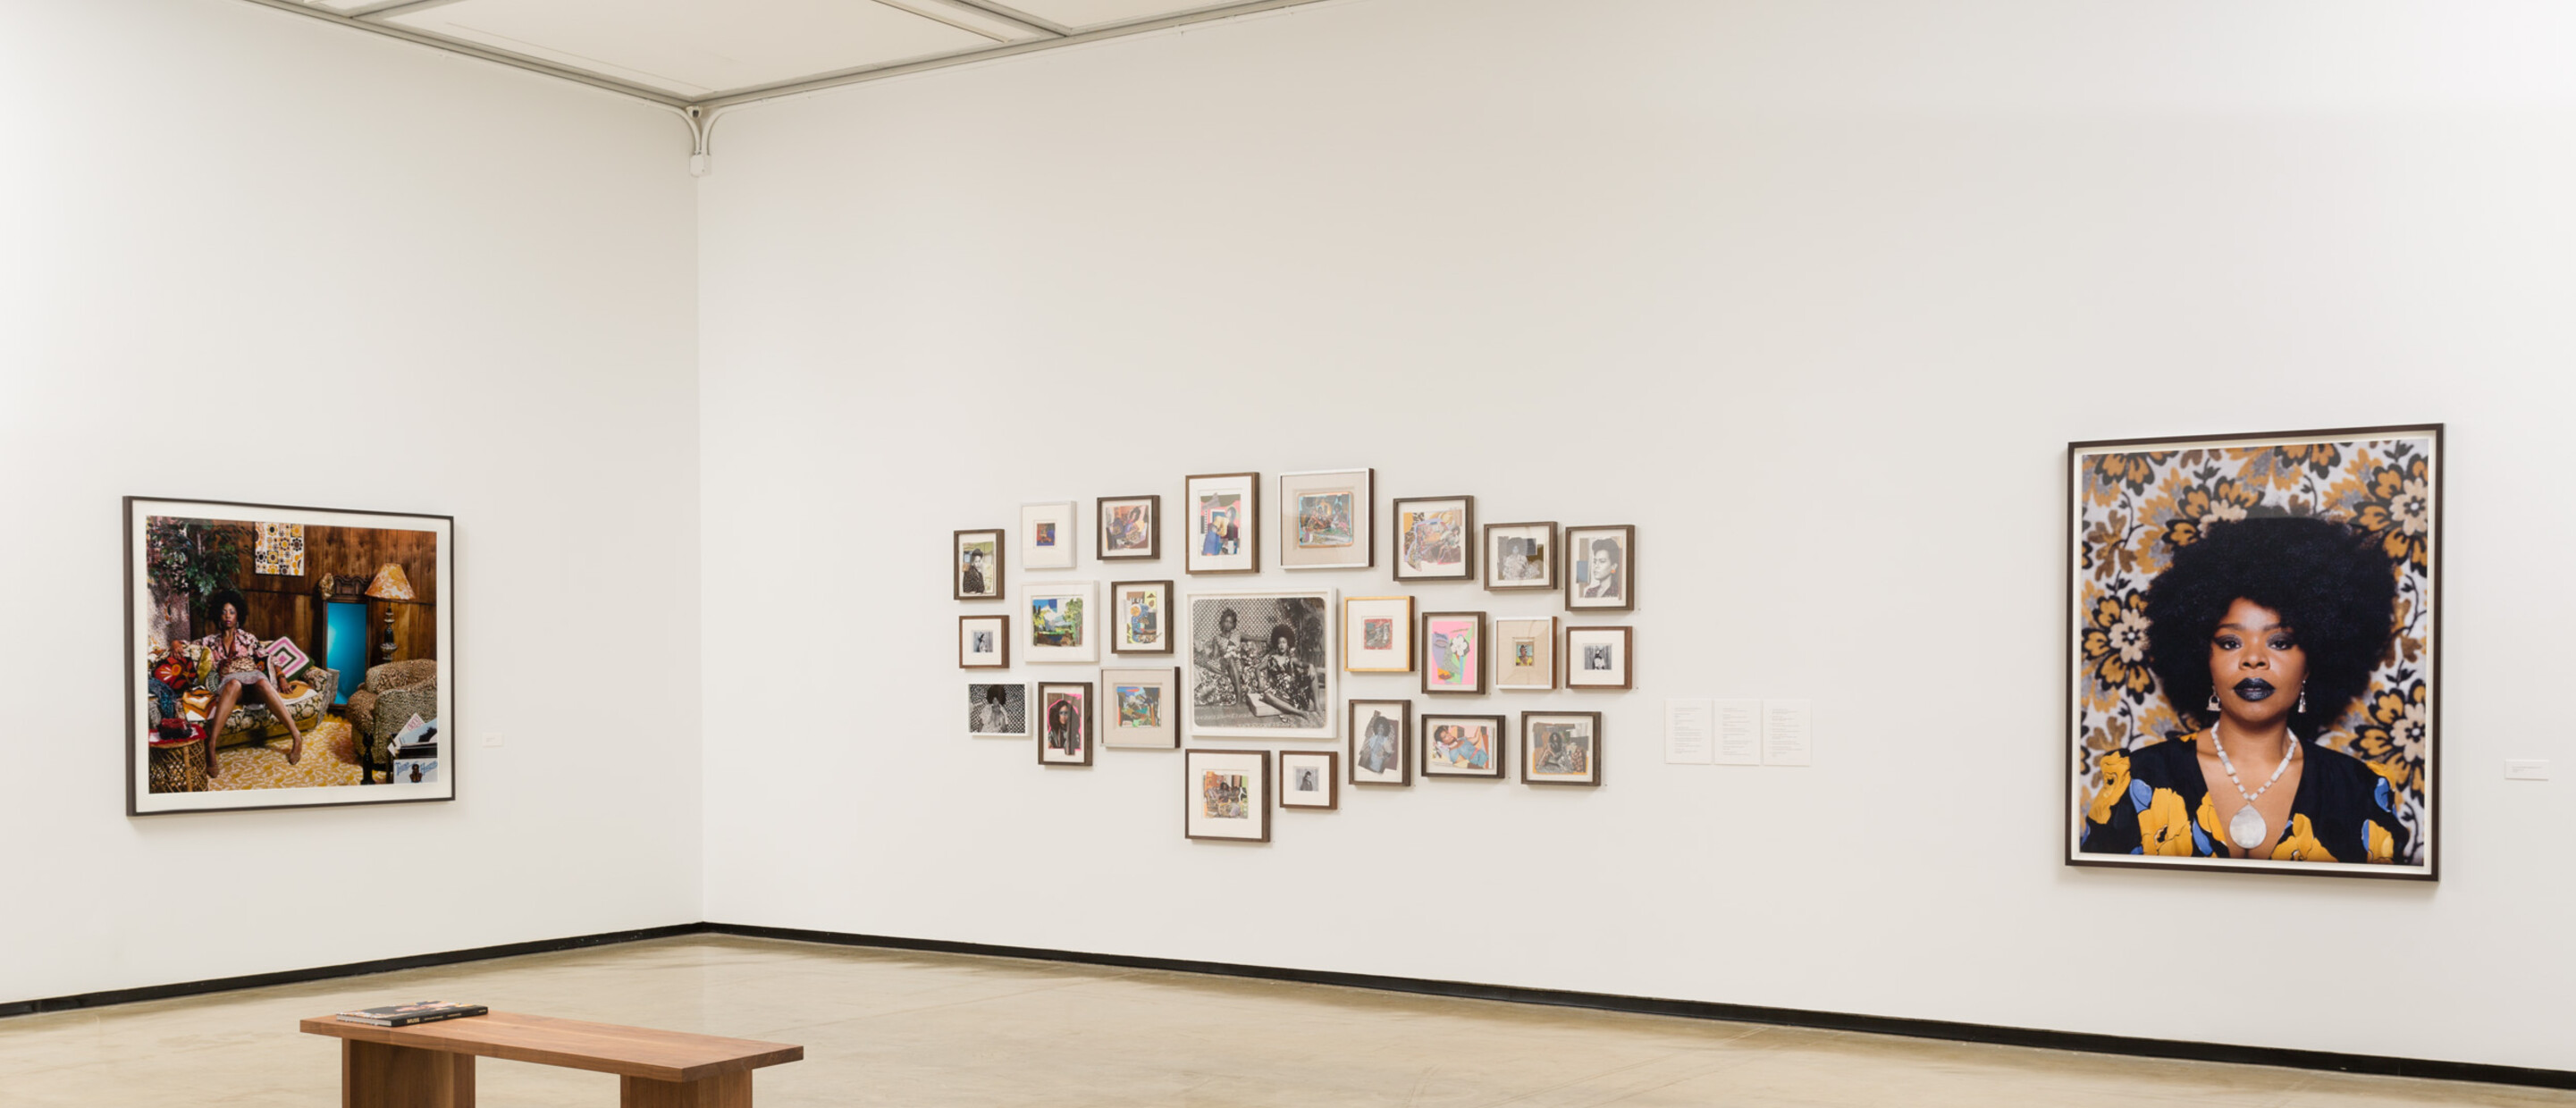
[2081,516,2412,865]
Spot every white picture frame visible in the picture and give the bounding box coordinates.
[1277,468,1374,571]
[1023,581,1098,664]
[1021,500,1078,570]
[1184,587,1337,740]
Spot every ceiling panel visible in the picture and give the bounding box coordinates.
[382,0,1019,97]
[997,0,1250,31]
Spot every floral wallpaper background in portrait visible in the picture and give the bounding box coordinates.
[2075,436,2434,865]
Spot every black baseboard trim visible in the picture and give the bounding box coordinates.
[704,922,2576,1092]
[0,922,709,1020]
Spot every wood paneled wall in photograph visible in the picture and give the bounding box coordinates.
[200,519,442,671]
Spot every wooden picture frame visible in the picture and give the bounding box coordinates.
[1564,625,1634,691]
[1278,468,1374,570]
[1520,711,1603,786]
[1100,666,1181,749]
[967,682,1030,737]
[1279,751,1340,810]
[1342,595,1416,673]
[1564,525,1635,611]
[1492,616,1559,692]
[1023,581,1097,664]
[1036,682,1095,766]
[1483,521,1557,591]
[1392,495,1476,582]
[954,528,1005,600]
[1183,587,1337,740]
[1183,473,1259,575]
[2065,424,2442,882]
[1348,700,1412,785]
[1020,501,1078,571]
[1420,610,1486,695]
[1098,495,1162,561]
[1420,714,1506,779]
[126,497,456,816]
[1108,579,1175,655]
[958,615,1010,668]
[1184,748,1273,842]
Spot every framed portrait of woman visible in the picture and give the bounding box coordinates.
[125,497,455,815]
[1348,700,1411,785]
[2067,425,2440,880]
[1184,588,1337,740]
[1037,682,1094,766]
[1564,525,1634,611]
[954,528,1004,600]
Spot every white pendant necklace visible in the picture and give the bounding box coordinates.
[2208,727,2296,851]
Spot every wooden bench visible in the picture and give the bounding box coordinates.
[300,1011,804,1107]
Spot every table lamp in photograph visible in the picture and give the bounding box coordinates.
[365,562,416,661]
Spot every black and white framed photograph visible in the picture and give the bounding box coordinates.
[1521,711,1603,786]
[1038,682,1095,766]
[1564,625,1633,691]
[1349,700,1411,785]
[959,615,1009,669]
[1185,588,1337,740]
[1342,595,1414,673]
[1483,521,1557,591]
[968,683,1030,737]
[1023,581,1097,664]
[1564,525,1635,611]
[1099,494,1161,561]
[1101,666,1181,750]
[1492,616,1557,692]
[1109,579,1174,655]
[1393,495,1475,582]
[1279,468,1373,570]
[1184,473,1259,575]
[955,528,1005,600]
[1185,748,1272,842]
[1021,501,1078,571]
[1280,751,1339,810]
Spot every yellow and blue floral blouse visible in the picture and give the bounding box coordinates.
[2080,735,2411,864]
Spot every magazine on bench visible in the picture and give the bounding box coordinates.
[335,1001,488,1027]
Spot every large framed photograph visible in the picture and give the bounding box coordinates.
[1021,501,1078,570]
[1279,468,1374,570]
[1565,525,1635,611]
[1421,611,1486,695]
[1037,682,1095,766]
[1101,666,1181,749]
[1420,714,1505,779]
[1349,700,1411,785]
[1342,595,1415,673]
[1484,521,1557,591]
[1184,473,1259,575]
[1185,748,1272,842]
[954,528,1004,600]
[1023,581,1097,663]
[958,615,1010,668]
[1492,616,1557,692]
[1280,751,1339,810]
[2067,425,2440,880]
[1521,711,1602,786]
[1099,495,1161,561]
[1392,495,1474,582]
[1565,625,1634,691]
[126,498,454,815]
[1186,588,1336,740]
[968,683,1030,737]
[1109,579,1174,655]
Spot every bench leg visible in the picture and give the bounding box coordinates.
[620,1070,753,1108]
[343,1039,475,1108]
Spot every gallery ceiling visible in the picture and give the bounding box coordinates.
[240,0,1343,108]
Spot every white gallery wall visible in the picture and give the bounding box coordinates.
[698,0,2576,1070]
[0,0,703,999]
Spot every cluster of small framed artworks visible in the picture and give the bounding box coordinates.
[953,467,1635,843]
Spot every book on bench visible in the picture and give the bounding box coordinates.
[335,1001,489,1028]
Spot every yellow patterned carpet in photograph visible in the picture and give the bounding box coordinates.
[206,718,364,790]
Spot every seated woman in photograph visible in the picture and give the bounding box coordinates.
[2082,516,2410,864]
[196,590,306,773]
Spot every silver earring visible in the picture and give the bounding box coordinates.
[2207,692,2221,711]
[2297,685,2307,714]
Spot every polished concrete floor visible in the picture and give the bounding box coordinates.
[1,936,2568,1107]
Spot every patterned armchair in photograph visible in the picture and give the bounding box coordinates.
[347,659,438,784]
